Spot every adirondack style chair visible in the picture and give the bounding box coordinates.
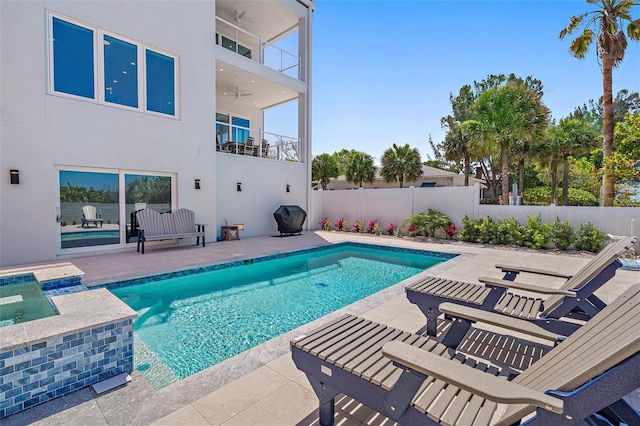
[406,236,637,337]
[291,282,640,426]
[81,205,104,228]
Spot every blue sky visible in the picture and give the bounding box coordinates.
[307,0,640,163]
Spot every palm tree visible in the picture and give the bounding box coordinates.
[380,143,423,188]
[345,151,376,188]
[560,0,640,206]
[473,80,550,203]
[543,118,601,205]
[312,153,340,190]
[442,119,483,186]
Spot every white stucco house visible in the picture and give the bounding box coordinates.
[0,0,314,266]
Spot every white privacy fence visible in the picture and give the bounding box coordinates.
[310,186,480,230]
[311,186,639,251]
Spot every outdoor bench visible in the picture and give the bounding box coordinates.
[136,208,205,254]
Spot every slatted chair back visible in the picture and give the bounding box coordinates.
[173,208,196,234]
[136,209,164,236]
[82,205,97,220]
[541,236,637,315]
[497,282,640,425]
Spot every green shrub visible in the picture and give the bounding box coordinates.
[521,214,552,249]
[495,217,522,245]
[477,216,497,244]
[459,215,480,242]
[523,187,598,206]
[551,217,575,250]
[403,209,452,238]
[574,222,609,252]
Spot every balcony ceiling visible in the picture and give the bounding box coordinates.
[216,1,301,43]
[216,62,298,109]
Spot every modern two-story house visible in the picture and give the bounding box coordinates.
[0,0,314,266]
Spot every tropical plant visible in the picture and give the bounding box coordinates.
[319,217,332,231]
[380,143,423,188]
[560,0,640,206]
[385,223,397,235]
[459,214,480,242]
[312,153,340,190]
[443,224,457,240]
[365,220,378,234]
[334,217,348,231]
[373,222,382,235]
[345,151,376,188]
[353,219,365,233]
[523,186,599,206]
[574,222,609,252]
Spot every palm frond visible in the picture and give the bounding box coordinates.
[628,18,640,40]
[560,14,584,38]
[570,29,594,57]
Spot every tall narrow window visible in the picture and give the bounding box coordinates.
[52,17,94,98]
[146,50,175,115]
[104,35,138,108]
[216,112,230,143]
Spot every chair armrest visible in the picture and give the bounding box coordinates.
[479,277,576,296]
[382,341,564,414]
[439,302,563,342]
[495,264,573,279]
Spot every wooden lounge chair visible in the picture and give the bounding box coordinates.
[81,205,104,228]
[291,282,640,426]
[406,236,637,337]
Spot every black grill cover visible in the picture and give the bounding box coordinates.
[273,205,307,235]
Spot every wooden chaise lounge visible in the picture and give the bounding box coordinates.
[405,236,637,337]
[291,282,640,426]
[136,208,205,254]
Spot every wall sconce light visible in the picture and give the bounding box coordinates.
[195,179,201,190]
[286,184,291,193]
[236,182,242,192]
[10,170,19,185]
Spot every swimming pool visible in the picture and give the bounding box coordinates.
[108,243,455,387]
[0,280,57,327]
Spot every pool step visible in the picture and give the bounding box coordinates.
[91,373,132,395]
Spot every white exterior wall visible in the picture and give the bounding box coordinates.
[1,1,313,266]
[216,154,307,238]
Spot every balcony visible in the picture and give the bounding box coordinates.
[215,17,300,80]
[217,129,301,163]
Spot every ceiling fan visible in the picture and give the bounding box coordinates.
[225,87,253,100]
[223,9,247,23]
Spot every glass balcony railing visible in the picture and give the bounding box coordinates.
[217,129,301,163]
[215,16,301,80]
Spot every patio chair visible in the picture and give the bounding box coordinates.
[81,205,104,228]
[244,136,255,156]
[260,139,269,158]
[291,282,640,426]
[406,236,637,337]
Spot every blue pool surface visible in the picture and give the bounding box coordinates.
[108,243,455,386]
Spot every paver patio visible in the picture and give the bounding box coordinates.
[1,231,638,425]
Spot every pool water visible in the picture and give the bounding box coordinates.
[0,281,57,327]
[109,244,452,386]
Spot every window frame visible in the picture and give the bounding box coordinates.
[215,111,251,144]
[47,11,180,118]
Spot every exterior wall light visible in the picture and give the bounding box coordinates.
[286,184,291,193]
[10,170,19,185]
[195,179,201,190]
[236,182,242,192]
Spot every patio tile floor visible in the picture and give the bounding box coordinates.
[1,231,638,425]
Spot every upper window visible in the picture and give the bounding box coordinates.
[49,13,178,117]
[52,17,95,98]
[216,112,250,144]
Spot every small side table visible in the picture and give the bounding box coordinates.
[221,226,240,241]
